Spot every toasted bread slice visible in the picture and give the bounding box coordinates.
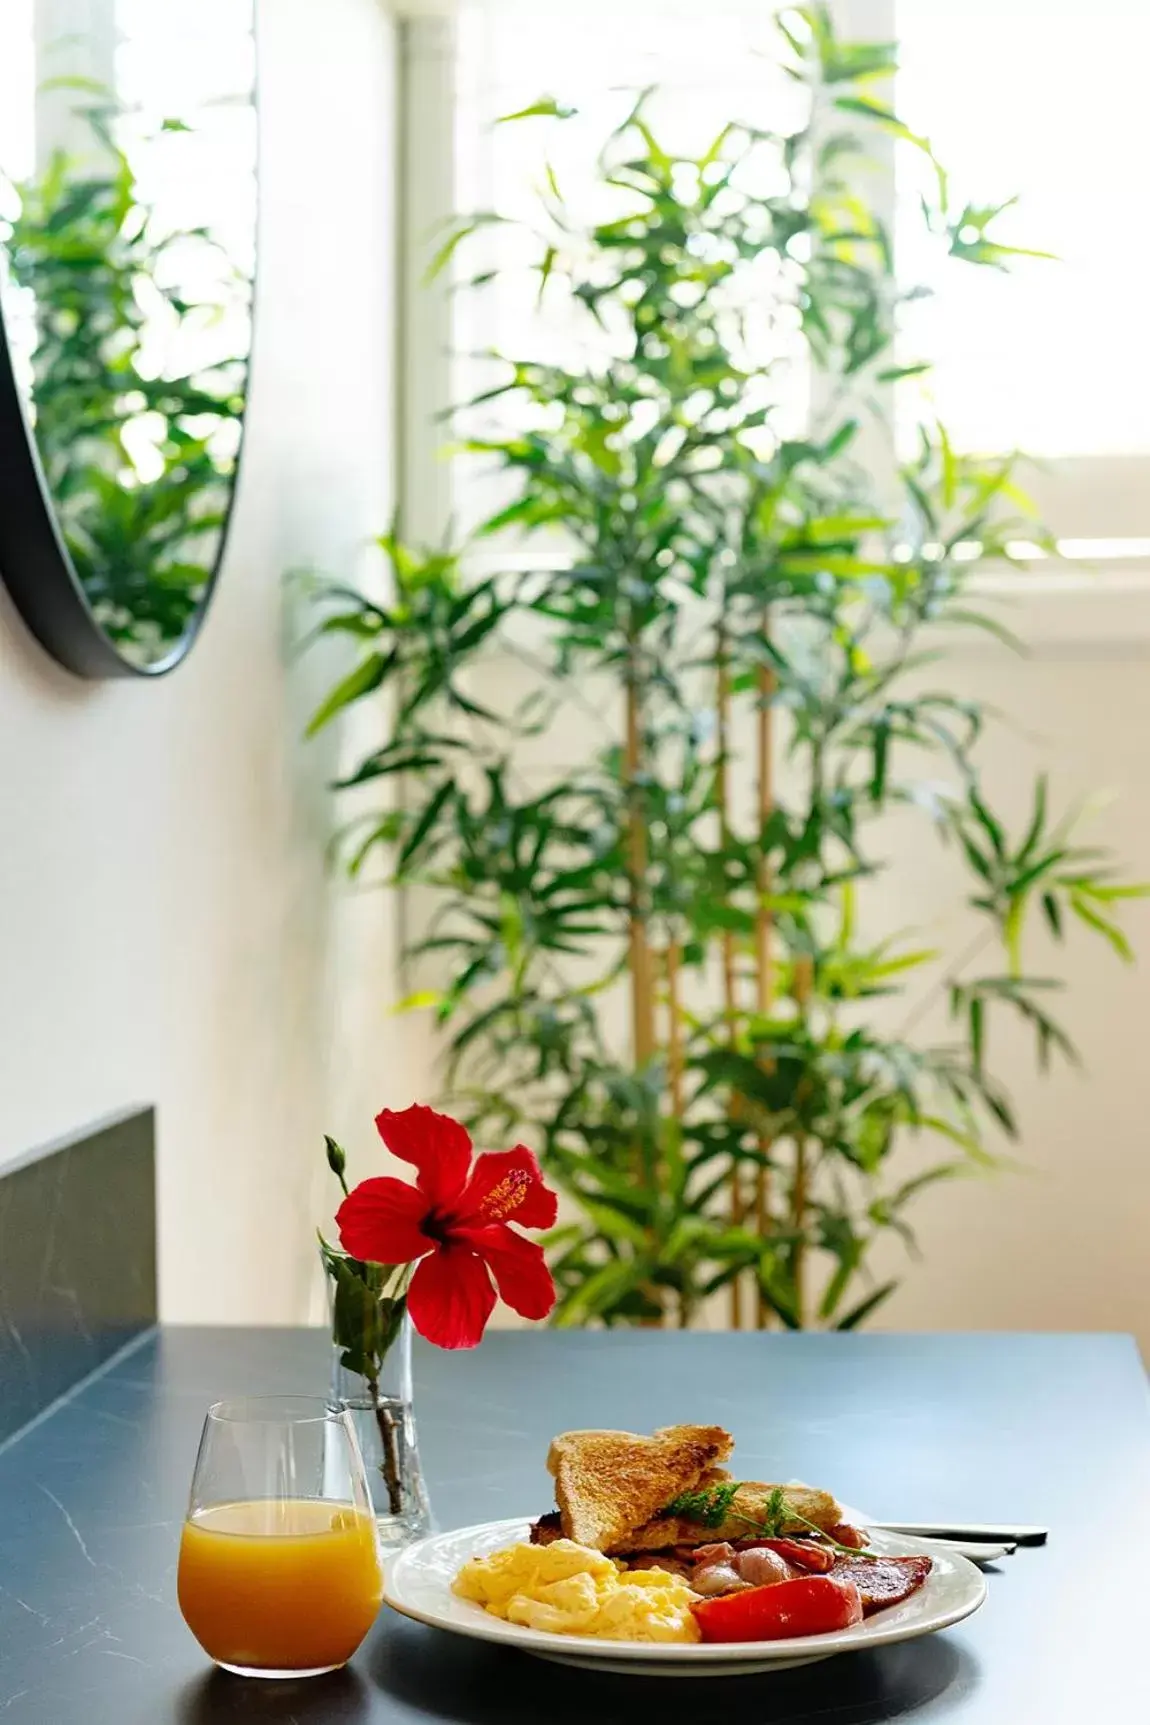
[609,1481,843,1553]
[546,1425,733,1552]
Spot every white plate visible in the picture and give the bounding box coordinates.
[383,1518,987,1678]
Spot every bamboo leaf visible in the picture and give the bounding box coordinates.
[388,990,444,1016]
[498,97,577,123]
[969,995,984,1075]
[834,1280,899,1330]
[1069,894,1134,962]
[305,653,391,736]
[1042,891,1063,939]
[941,609,1026,654]
[877,361,932,383]
[397,780,454,873]
[889,1161,973,1207]
[818,1255,858,1321]
[1067,878,1150,903]
[968,790,1006,860]
[423,213,507,284]
[1017,774,1048,865]
[552,1260,647,1325]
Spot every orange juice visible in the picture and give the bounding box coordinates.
[178,1499,383,1674]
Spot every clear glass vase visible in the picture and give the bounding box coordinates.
[322,1250,431,1547]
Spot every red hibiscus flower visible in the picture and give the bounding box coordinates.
[335,1104,559,1350]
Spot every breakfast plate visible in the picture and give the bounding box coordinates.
[383,1517,987,1677]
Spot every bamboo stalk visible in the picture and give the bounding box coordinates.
[665,937,687,1331]
[790,954,814,1329]
[666,938,685,1123]
[791,1136,808,1329]
[625,671,656,1068]
[716,638,738,1039]
[625,662,662,1329]
[754,657,775,1017]
[715,621,744,1330]
[754,634,775,1328]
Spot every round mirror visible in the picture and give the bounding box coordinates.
[0,0,256,677]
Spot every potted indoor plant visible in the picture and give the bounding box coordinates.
[308,8,1146,1333]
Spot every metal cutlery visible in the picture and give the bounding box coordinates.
[873,1521,1047,1548]
[889,1534,1017,1564]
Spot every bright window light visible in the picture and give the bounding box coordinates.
[452,0,807,532]
[0,4,34,196]
[1058,538,1150,561]
[896,0,1150,460]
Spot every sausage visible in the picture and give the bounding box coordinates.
[734,1547,792,1588]
[690,1561,751,1597]
[827,1523,868,1551]
[733,1537,835,1573]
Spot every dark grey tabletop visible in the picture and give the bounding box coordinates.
[0,1328,1147,1724]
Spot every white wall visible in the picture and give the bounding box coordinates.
[869,598,1150,1348]
[0,0,409,1324]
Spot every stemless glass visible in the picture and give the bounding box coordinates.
[177,1396,383,1679]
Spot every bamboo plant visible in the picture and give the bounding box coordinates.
[307,6,1146,1330]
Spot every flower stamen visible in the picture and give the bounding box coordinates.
[478,1168,530,1222]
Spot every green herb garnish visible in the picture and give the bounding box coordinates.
[662,1480,874,1557]
[762,1486,788,1537]
[663,1480,742,1527]
[745,1493,876,1558]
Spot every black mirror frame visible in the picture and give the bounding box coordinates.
[0,84,257,681]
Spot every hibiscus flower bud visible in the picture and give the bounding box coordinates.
[325,1134,349,1195]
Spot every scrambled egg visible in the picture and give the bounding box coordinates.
[453,1539,700,1643]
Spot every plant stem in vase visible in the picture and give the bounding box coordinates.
[319,1240,431,1545]
[366,1367,403,1517]
[318,1106,559,1535]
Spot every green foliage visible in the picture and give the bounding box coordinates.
[664,1480,742,1527]
[308,7,1147,1328]
[319,1235,407,1386]
[0,104,247,660]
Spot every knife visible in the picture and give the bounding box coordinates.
[886,1534,1017,1562]
[873,1521,1047,1548]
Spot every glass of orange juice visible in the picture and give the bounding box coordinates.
[177,1395,383,1678]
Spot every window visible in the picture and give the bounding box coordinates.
[895,0,1150,549]
[0,4,34,186]
[448,0,806,538]
[403,0,1150,562]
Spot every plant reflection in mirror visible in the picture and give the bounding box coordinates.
[0,99,248,662]
[308,6,1149,1331]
